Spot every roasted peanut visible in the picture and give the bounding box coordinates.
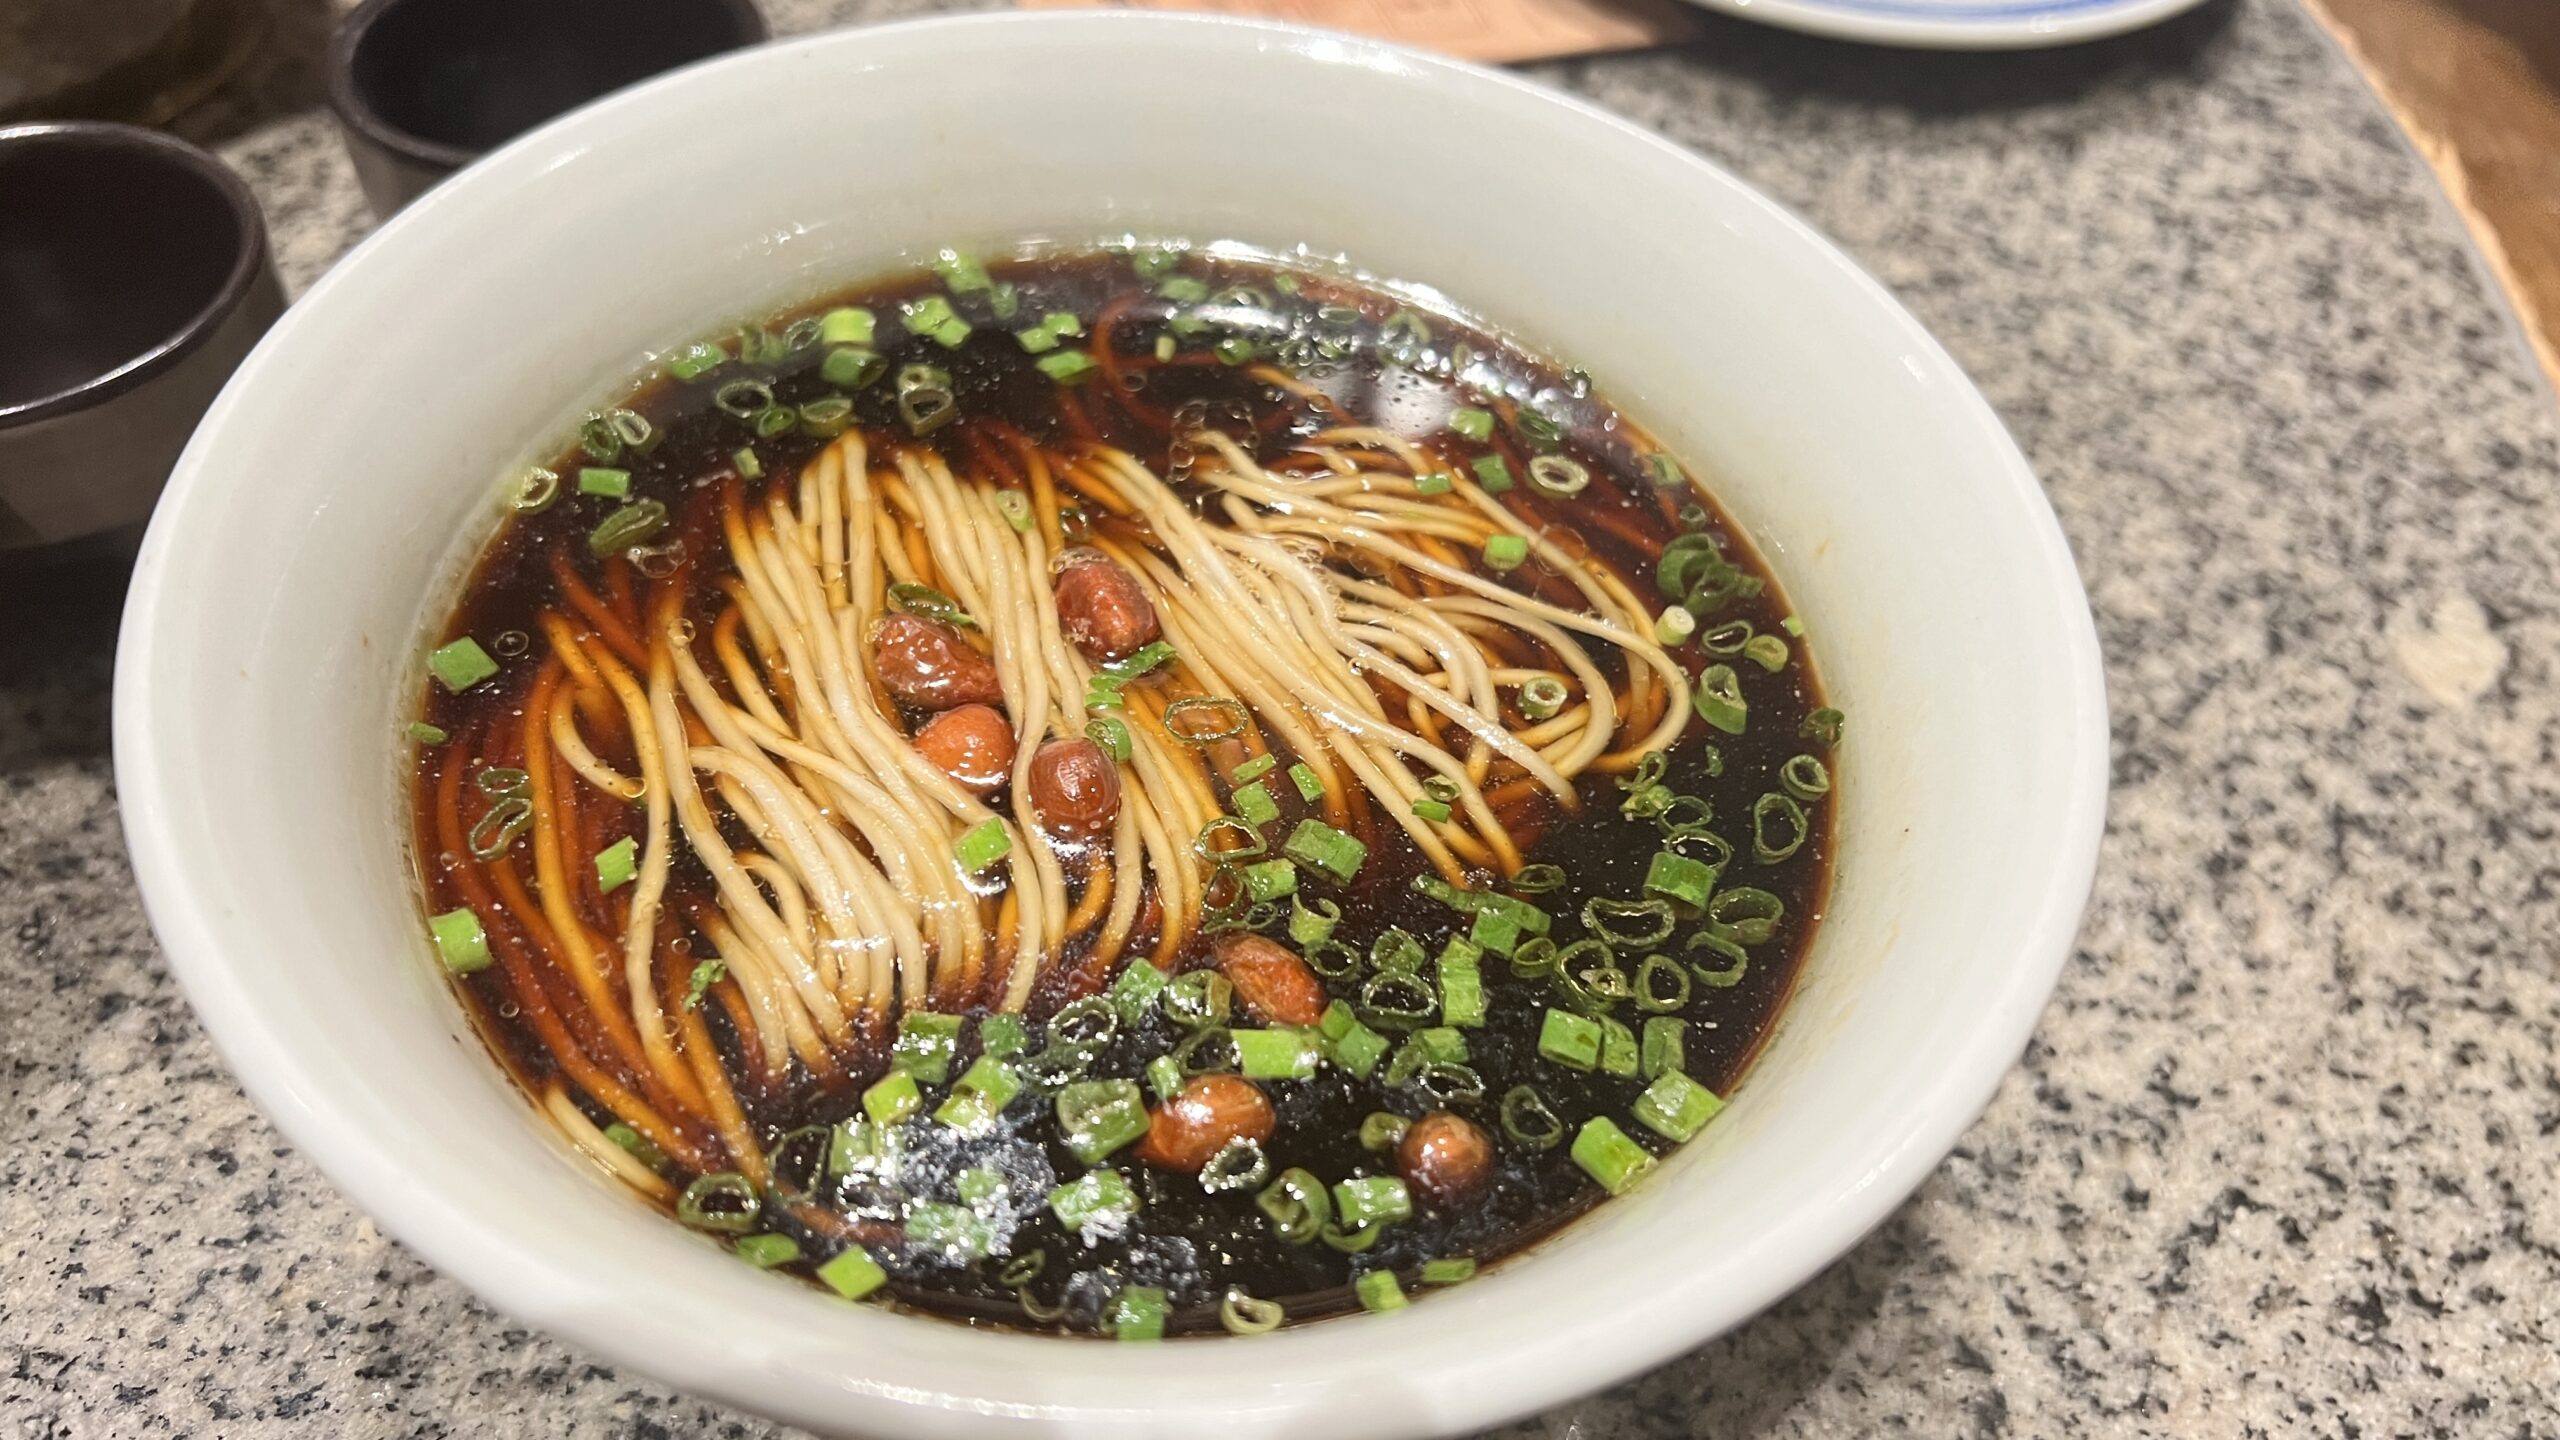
[1135,1074,1275,1172]
[873,614,1002,710]
[1214,932,1329,1028]
[1027,737,1120,840]
[911,704,1015,795]
[1397,1110,1495,1208]
[1053,551,1160,663]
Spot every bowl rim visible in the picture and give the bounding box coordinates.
[115,10,2108,1435]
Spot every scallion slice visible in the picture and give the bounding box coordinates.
[428,637,498,692]
[427,907,490,973]
[1482,534,1529,571]
[1634,1070,1726,1142]
[1695,664,1748,736]
[956,818,1011,873]
[815,1245,888,1300]
[593,836,638,893]
[667,340,728,381]
[1036,350,1098,385]
[588,500,669,558]
[1571,1116,1655,1195]
[1355,1270,1408,1313]
[1472,454,1514,493]
[677,1172,762,1233]
[1447,406,1495,441]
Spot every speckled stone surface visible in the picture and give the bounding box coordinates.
[5,0,2555,1434]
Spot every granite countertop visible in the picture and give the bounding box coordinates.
[5,0,2554,1433]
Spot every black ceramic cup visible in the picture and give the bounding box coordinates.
[0,122,284,556]
[326,0,769,217]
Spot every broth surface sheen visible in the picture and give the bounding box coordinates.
[409,243,1836,1337]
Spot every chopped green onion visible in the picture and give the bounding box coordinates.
[1781,753,1832,800]
[1538,1008,1602,1070]
[589,499,670,557]
[428,638,499,692]
[1696,665,1748,736]
[682,958,725,1011]
[1500,1084,1565,1149]
[863,1068,923,1125]
[734,1233,801,1269]
[667,340,728,380]
[1321,1222,1382,1254]
[1583,896,1674,946]
[1655,606,1697,646]
[1109,957,1170,1025]
[1414,471,1454,496]
[827,1118,899,1180]
[1037,350,1098,384]
[1511,863,1564,893]
[1438,944,1486,1028]
[1225,755,1275,785]
[677,1172,761,1233]
[1527,455,1589,496]
[1240,858,1298,903]
[993,488,1033,533]
[1642,1016,1687,1079]
[1328,1017,1390,1078]
[821,346,884,388]
[820,308,876,346]
[1422,1257,1478,1285]
[577,466,631,499]
[1287,762,1325,803]
[407,721,448,745]
[714,379,774,421]
[1634,1070,1726,1142]
[799,395,854,437]
[1193,815,1267,864]
[1154,333,1176,362]
[1708,886,1786,943]
[1645,851,1720,909]
[1202,1137,1271,1193]
[1359,1112,1410,1152]
[1146,1053,1185,1102]
[1753,792,1810,863]
[815,1245,888,1300]
[1781,614,1806,636]
[896,361,958,435]
[593,836,638,893]
[1518,676,1568,720]
[956,818,1011,873]
[979,1012,1029,1060]
[933,248,993,294]
[1282,819,1366,883]
[1333,1176,1413,1229]
[1355,1270,1408,1313]
[1049,1169,1140,1236]
[934,1054,1022,1132]
[1222,1290,1286,1334]
[1515,408,1563,451]
[1371,928,1426,973]
[1057,1080,1150,1164]
[901,294,971,348]
[1572,1116,1656,1195]
[1165,696,1249,745]
[1234,780,1280,827]
[1411,798,1452,824]
[1083,715,1132,764]
[1802,707,1846,745]
[1646,453,1688,488]
[753,404,796,438]
[732,446,763,479]
[892,1012,963,1083]
[1743,633,1790,673]
[1689,930,1749,989]
[1014,325,1061,353]
[1163,969,1234,1029]
[1111,1284,1170,1342]
[1042,310,1083,337]
[1482,534,1529,571]
[1157,275,1211,304]
[508,465,561,512]
[1257,1167,1330,1243]
[1448,406,1495,441]
[427,907,490,973]
[1600,1016,1639,1077]
[1634,952,1692,1013]
[1472,454,1514,493]
[905,1200,995,1260]
[1235,1028,1321,1080]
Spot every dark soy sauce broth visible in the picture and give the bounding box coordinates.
[411,244,1834,1336]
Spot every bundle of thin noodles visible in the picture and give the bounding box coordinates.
[484,415,1695,1138]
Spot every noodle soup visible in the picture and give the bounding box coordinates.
[407,244,1837,1336]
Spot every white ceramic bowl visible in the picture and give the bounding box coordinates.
[114,14,2106,1438]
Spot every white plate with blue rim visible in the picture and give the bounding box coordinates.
[1692,0,2216,48]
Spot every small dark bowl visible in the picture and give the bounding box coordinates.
[0,122,283,557]
[327,0,769,217]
